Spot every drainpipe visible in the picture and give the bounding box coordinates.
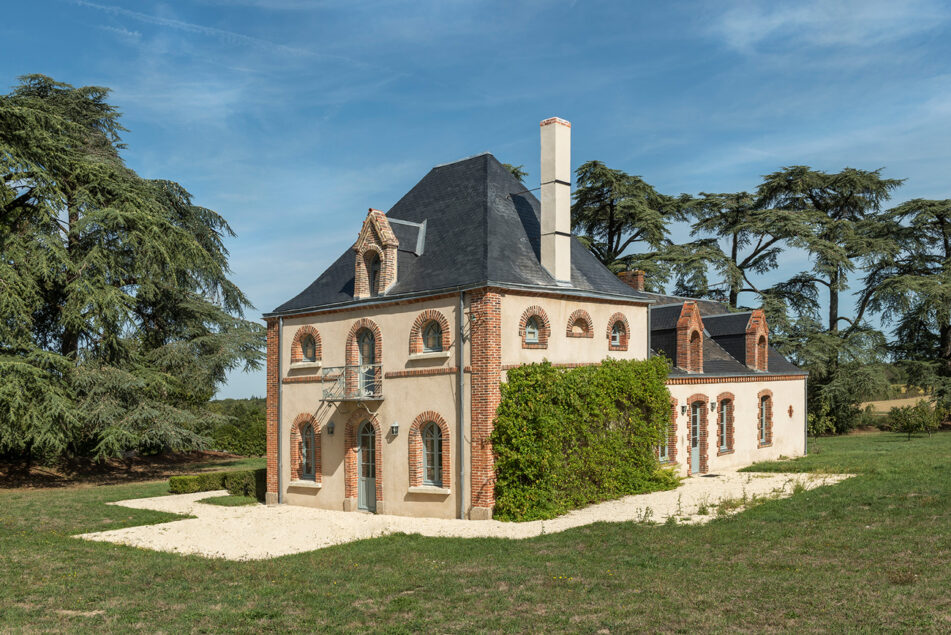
[278,316,285,504]
[803,376,809,456]
[456,291,467,519]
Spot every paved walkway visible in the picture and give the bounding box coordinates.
[78,470,850,560]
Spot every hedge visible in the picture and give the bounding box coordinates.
[492,357,678,521]
[169,468,266,501]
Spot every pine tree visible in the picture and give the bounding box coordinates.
[0,75,263,465]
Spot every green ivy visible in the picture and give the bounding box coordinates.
[492,357,679,521]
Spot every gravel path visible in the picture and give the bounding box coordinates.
[78,470,851,560]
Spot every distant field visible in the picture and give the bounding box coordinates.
[1,432,949,631]
[861,396,931,413]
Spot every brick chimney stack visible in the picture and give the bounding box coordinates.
[540,117,572,285]
[618,269,646,291]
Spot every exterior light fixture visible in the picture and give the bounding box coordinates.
[710,400,717,411]
[326,421,335,435]
[681,405,687,415]
[390,423,399,436]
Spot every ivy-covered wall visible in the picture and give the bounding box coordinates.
[492,358,678,521]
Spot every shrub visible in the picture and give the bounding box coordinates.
[205,398,266,456]
[492,358,678,522]
[889,401,940,440]
[169,468,266,500]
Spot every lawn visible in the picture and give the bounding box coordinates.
[1,432,949,632]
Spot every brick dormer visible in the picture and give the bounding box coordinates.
[676,301,704,373]
[745,309,769,372]
[354,208,399,299]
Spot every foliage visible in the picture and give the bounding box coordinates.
[205,398,266,456]
[168,467,265,500]
[0,75,264,464]
[888,401,940,440]
[502,163,528,183]
[492,358,678,521]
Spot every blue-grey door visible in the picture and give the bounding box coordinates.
[691,403,701,474]
[358,422,376,512]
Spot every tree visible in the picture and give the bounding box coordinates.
[571,160,679,269]
[502,163,528,183]
[861,199,951,406]
[0,75,263,465]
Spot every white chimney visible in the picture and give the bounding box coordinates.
[540,117,572,285]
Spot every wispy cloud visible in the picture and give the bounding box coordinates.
[710,0,950,52]
[97,24,141,40]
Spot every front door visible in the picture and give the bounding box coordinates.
[691,402,701,474]
[358,422,376,512]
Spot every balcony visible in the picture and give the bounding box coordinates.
[321,364,383,401]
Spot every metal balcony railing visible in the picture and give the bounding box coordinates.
[321,364,383,401]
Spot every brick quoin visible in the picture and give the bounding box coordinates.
[289,413,320,483]
[757,388,774,448]
[343,410,384,506]
[716,392,736,456]
[265,318,279,497]
[469,288,502,518]
[408,309,452,354]
[289,325,322,363]
[408,411,451,488]
[686,393,709,475]
[518,305,551,349]
[565,309,594,338]
[606,312,630,351]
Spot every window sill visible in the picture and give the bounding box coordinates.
[289,480,321,489]
[717,449,735,456]
[289,361,322,370]
[757,442,772,449]
[408,485,451,495]
[522,342,548,349]
[408,351,451,361]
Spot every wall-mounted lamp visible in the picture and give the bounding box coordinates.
[326,421,335,435]
[680,405,687,415]
[390,423,399,436]
[710,400,717,411]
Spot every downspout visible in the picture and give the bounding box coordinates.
[456,291,467,519]
[278,316,285,504]
[803,376,809,456]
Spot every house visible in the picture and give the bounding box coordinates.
[263,117,807,519]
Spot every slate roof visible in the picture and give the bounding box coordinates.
[269,153,650,315]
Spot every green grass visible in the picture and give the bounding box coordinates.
[198,494,259,507]
[1,432,949,632]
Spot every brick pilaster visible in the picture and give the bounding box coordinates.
[469,288,502,517]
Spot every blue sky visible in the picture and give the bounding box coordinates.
[3,0,951,398]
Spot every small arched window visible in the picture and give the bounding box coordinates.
[366,252,381,297]
[611,321,625,347]
[759,395,769,444]
[300,423,316,480]
[422,322,443,353]
[658,438,669,462]
[422,422,442,487]
[300,334,317,362]
[571,318,586,336]
[719,399,732,452]
[525,317,540,344]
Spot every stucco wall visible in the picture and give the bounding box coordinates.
[277,295,470,519]
[666,377,807,475]
[499,293,650,366]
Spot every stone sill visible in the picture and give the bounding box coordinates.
[289,361,322,370]
[757,442,773,449]
[408,351,451,361]
[717,449,735,456]
[566,333,593,339]
[408,486,451,496]
[522,343,548,349]
[288,480,321,489]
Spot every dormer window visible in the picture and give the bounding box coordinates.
[744,309,769,371]
[422,322,443,352]
[675,302,704,372]
[353,208,399,300]
[525,317,540,344]
[366,252,381,297]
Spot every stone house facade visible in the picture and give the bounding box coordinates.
[264,118,807,520]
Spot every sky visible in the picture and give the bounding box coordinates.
[3,0,951,398]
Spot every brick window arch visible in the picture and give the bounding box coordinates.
[408,411,451,488]
[661,397,678,464]
[757,389,773,448]
[518,306,551,349]
[566,309,594,338]
[289,413,321,483]
[290,326,322,364]
[344,410,383,505]
[606,312,630,351]
[409,310,451,354]
[686,393,709,475]
[716,392,735,455]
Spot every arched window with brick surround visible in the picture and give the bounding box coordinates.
[408,411,451,489]
[716,392,735,455]
[290,326,321,366]
[289,413,320,483]
[606,313,629,351]
[757,389,773,447]
[353,209,398,300]
[519,306,550,349]
[566,309,593,338]
[409,310,451,355]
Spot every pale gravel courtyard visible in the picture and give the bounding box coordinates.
[78,469,851,561]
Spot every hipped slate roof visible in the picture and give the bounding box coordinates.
[270,153,649,315]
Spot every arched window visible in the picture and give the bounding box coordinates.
[300,334,317,362]
[571,318,586,336]
[689,330,702,372]
[366,252,381,297]
[525,317,540,344]
[719,399,732,452]
[422,422,443,487]
[300,423,316,480]
[658,438,669,462]
[759,395,769,444]
[611,321,625,347]
[422,321,443,353]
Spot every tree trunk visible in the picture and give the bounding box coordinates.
[61,200,79,359]
[828,267,839,335]
[940,322,951,374]
[729,232,739,308]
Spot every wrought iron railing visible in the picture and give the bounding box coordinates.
[321,364,383,401]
